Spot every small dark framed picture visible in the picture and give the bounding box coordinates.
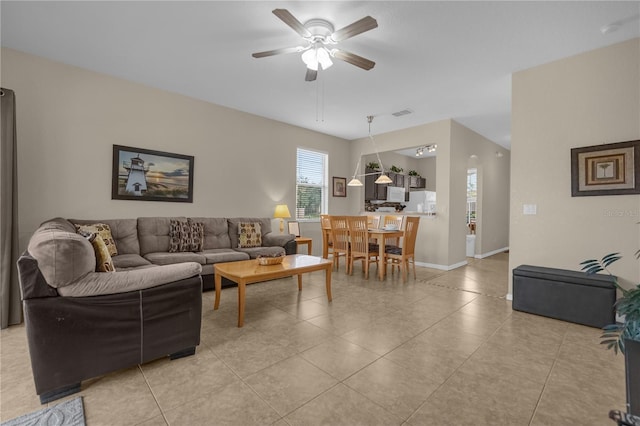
[571,140,640,197]
[333,177,347,197]
[112,145,194,202]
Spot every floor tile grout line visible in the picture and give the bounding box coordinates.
[403,299,513,422]
[527,325,569,425]
[137,364,170,426]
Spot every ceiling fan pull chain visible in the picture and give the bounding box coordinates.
[321,77,325,123]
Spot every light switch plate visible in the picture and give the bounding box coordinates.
[523,204,537,215]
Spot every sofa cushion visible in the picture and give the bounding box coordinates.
[238,222,262,248]
[28,219,95,288]
[227,218,272,249]
[168,219,189,253]
[235,246,286,259]
[74,223,118,256]
[143,251,207,266]
[57,262,203,297]
[70,218,140,255]
[138,217,187,255]
[263,233,296,247]
[201,249,250,264]
[188,219,205,252]
[190,217,231,250]
[111,254,152,269]
[87,234,116,272]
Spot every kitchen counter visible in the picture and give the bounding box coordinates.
[362,211,436,217]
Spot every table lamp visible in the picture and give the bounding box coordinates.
[273,204,291,234]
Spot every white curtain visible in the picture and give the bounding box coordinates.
[1,87,22,328]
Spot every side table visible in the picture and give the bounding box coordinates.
[295,237,313,255]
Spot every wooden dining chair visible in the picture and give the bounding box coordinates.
[347,216,379,278]
[329,216,350,271]
[367,215,380,229]
[320,214,333,259]
[382,215,405,248]
[385,216,420,282]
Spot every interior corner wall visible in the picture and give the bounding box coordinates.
[349,119,453,266]
[510,38,640,293]
[1,48,350,253]
[449,120,511,264]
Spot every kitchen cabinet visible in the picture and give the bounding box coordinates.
[409,176,426,189]
[391,172,405,188]
[364,169,388,201]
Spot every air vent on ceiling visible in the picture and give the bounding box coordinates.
[392,109,412,117]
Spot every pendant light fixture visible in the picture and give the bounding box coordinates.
[348,116,393,186]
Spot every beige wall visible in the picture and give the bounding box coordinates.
[450,121,511,259]
[1,48,351,254]
[510,38,640,293]
[419,157,436,191]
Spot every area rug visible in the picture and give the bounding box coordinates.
[1,397,85,426]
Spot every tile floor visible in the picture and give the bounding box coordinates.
[0,253,627,425]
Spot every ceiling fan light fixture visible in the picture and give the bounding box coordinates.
[252,9,377,81]
[301,48,319,70]
[316,47,333,70]
[302,46,333,71]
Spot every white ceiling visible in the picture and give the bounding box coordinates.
[1,1,639,149]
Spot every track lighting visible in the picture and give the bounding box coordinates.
[415,144,437,157]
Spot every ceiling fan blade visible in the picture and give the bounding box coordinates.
[252,46,304,58]
[330,16,378,42]
[273,9,312,38]
[305,68,318,82]
[332,50,375,70]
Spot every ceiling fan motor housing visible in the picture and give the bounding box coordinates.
[303,19,335,43]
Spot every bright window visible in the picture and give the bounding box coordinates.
[467,168,477,224]
[296,148,328,220]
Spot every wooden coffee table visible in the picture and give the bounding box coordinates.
[213,254,333,327]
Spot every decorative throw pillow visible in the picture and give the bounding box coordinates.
[187,219,204,252]
[75,223,118,257]
[238,222,262,248]
[168,219,192,253]
[79,231,115,272]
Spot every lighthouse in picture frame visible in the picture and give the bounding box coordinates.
[112,145,194,202]
[124,155,148,196]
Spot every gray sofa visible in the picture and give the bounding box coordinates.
[17,216,296,404]
[71,216,297,290]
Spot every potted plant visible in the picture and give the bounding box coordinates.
[408,170,420,177]
[366,161,380,171]
[581,251,640,415]
[390,165,403,173]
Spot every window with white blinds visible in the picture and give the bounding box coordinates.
[296,148,328,220]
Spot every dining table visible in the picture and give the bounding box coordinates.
[367,228,405,280]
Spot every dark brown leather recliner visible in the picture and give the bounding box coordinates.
[17,252,202,404]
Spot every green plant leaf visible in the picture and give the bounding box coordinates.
[602,253,622,267]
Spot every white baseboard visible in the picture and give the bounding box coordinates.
[475,246,509,259]
[506,293,513,301]
[415,260,468,271]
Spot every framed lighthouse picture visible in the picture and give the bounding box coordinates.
[112,145,194,202]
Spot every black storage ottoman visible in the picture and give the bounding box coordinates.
[512,264,616,328]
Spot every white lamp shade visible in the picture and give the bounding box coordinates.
[316,48,333,70]
[301,49,318,71]
[347,178,363,187]
[375,174,393,184]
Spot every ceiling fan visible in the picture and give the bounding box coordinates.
[252,9,378,82]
